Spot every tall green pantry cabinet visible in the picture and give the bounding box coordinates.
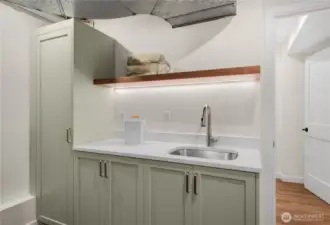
[34,19,124,225]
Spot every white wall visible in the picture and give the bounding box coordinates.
[274,15,306,182]
[94,15,230,69]
[94,0,263,72]
[176,0,263,71]
[275,42,305,181]
[0,2,50,206]
[113,77,260,143]
[99,0,263,144]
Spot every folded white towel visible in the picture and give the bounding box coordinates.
[127,53,166,65]
[127,62,170,76]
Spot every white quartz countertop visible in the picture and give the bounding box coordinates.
[74,139,262,173]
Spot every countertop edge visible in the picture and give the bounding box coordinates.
[73,147,262,174]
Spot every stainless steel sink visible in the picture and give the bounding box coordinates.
[169,147,238,160]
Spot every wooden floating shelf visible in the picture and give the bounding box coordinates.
[94,65,261,85]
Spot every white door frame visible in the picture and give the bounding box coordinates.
[0,30,2,206]
[263,1,330,225]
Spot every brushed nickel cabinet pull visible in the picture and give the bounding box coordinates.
[99,161,103,177]
[66,128,72,143]
[193,173,198,195]
[104,161,108,178]
[186,172,190,193]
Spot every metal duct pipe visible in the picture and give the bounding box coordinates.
[3,0,237,28]
[0,0,64,23]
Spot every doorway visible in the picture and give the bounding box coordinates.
[274,8,330,225]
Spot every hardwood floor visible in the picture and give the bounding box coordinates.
[277,180,330,225]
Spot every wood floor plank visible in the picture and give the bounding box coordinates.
[277,180,330,225]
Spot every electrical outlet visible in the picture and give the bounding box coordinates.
[120,112,125,121]
[163,110,171,121]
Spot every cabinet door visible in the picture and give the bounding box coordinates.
[143,161,193,225]
[106,158,143,225]
[74,157,107,225]
[37,27,74,225]
[192,167,256,225]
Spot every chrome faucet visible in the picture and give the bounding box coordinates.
[201,105,218,147]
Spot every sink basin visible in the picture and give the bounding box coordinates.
[169,147,238,160]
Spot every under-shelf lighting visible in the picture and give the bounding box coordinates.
[111,74,259,90]
[114,79,258,94]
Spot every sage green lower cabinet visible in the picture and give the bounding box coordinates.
[143,162,193,225]
[74,153,258,225]
[192,167,256,225]
[74,154,143,225]
[74,156,108,225]
[106,159,143,225]
[143,162,257,225]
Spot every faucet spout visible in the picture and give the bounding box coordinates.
[200,105,217,147]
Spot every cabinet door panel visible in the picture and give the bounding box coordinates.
[75,157,105,225]
[193,167,256,225]
[108,161,143,225]
[37,28,73,225]
[144,162,192,225]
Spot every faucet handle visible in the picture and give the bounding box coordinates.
[210,137,218,145]
[201,117,206,127]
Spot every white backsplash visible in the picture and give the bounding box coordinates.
[114,130,260,150]
[113,78,260,148]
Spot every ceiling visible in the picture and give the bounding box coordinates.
[5,0,237,27]
[276,16,300,44]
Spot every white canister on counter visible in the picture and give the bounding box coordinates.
[124,117,145,145]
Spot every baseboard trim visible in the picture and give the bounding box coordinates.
[26,220,38,225]
[39,215,67,225]
[0,195,36,225]
[276,173,304,184]
[305,174,330,204]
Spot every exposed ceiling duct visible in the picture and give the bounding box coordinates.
[4,0,237,27]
